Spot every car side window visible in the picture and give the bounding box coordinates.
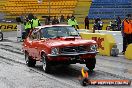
[30,31,37,40]
[36,31,41,40]
[30,30,40,40]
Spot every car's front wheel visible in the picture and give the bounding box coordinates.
[25,52,36,67]
[0,32,3,41]
[42,54,51,73]
[86,58,96,71]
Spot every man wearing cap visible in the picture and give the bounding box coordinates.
[121,14,132,53]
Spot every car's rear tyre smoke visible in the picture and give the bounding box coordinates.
[86,58,96,71]
[25,52,36,67]
[42,54,51,73]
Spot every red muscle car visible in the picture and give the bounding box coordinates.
[22,25,98,73]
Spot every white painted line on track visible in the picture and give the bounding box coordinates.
[118,43,122,44]
[113,34,117,35]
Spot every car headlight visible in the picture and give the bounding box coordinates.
[51,48,59,55]
[90,45,97,52]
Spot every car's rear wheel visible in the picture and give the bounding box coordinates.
[25,52,36,67]
[42,54,51,73]
[86,58,96,71]
[0,32,3,41]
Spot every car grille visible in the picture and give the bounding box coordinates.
[60,46,88,53]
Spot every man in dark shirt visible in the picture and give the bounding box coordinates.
[84,16,89,29]
[60,15,65,22]
[52,16,59,25]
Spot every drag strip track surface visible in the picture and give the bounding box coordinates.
[0,39,132,88]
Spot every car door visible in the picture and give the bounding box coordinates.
[26,37,33,57]
[31,30,41,60]
[27,29,38,58]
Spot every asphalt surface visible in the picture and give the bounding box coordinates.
[0,31,131,88]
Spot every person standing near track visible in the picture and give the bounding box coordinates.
[121,14,132,54]
[60,15,65,23]
[116,16,121,31]
[24,18,32,38]
[31,16,41,29]
[84,16,89,29]
[68,16,79,29]
[52,16,59,25]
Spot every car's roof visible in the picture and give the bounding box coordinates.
[35,24,71,29]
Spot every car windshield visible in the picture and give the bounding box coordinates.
[41,26,80,38]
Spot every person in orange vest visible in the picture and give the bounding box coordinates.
[121,14,132,54]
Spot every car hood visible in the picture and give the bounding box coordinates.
[42,37,96,47]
